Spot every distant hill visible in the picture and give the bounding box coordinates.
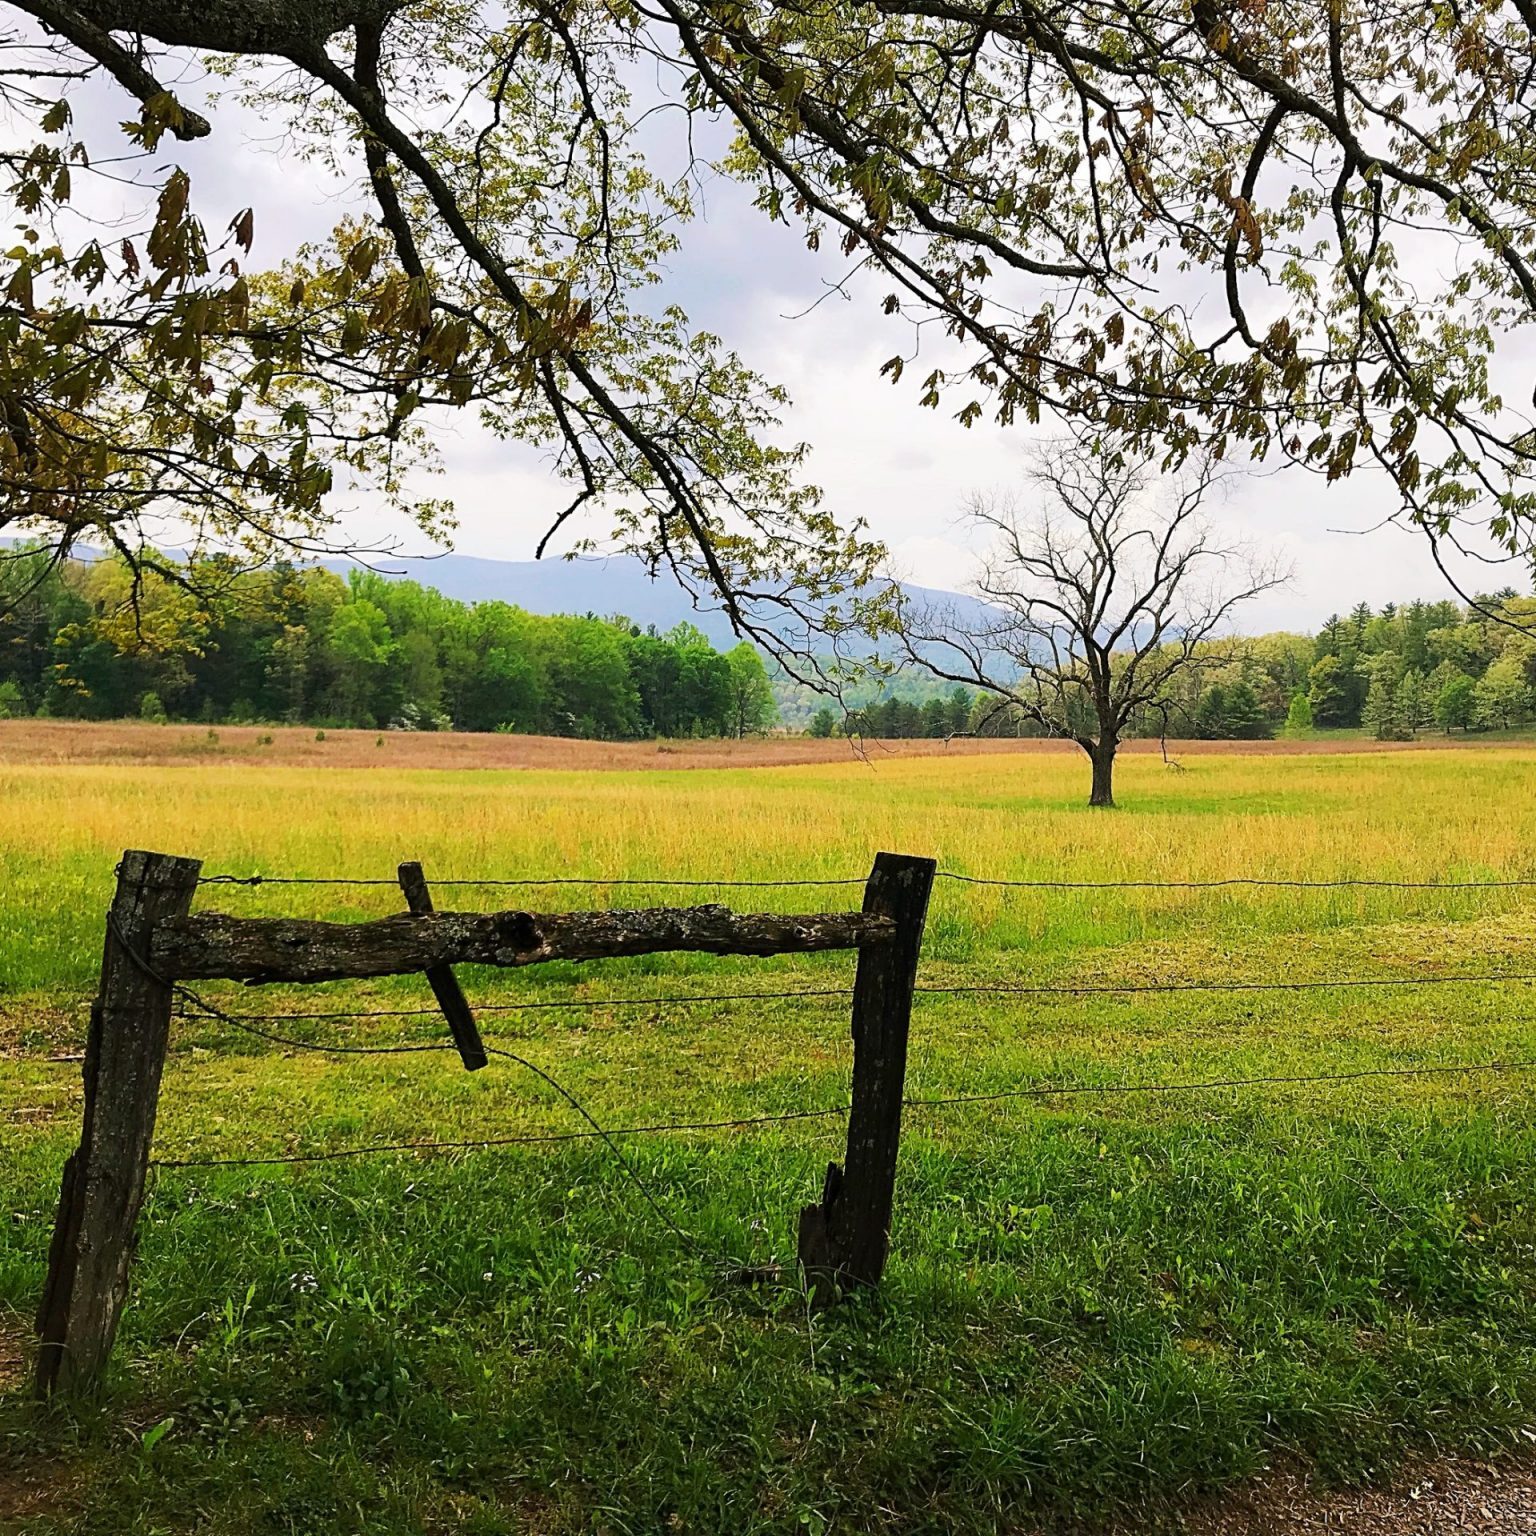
[2,540,1009,721]
[319,550,1002,653]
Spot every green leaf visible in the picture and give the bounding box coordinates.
[140,1417,174,1452]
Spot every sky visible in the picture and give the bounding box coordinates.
[20,39,1526,635]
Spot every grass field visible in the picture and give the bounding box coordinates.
[5,734,1536,1532]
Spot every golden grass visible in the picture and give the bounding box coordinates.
[2,742,1535,995]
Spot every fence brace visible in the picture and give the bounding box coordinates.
[36,847,933,1395]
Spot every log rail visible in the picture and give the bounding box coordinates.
[151,905,896,983]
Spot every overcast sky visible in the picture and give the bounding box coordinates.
[35,55,1526,633]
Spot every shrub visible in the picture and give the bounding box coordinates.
[1283,690,1313,734]
[138,691,168,723]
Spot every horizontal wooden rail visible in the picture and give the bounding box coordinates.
[150,904,896,984]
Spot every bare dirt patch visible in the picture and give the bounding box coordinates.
[0,1319,81,1533]
[1175,1455,1536,1534]
[0,719,1520,772]
[0,1314,24,1396]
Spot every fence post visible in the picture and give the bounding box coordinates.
[397,862,487,1071]
[798,850,935,1300]
[36,849,202,1395]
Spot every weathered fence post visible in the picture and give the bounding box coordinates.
[397,862,487,1071]
[798,850,935,1300]
[36,849,201,1394]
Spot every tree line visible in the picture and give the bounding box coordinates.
[1302,597,1536,739]
[0,550,777,738]
[839,596,1536,745]
[2,547,1531,747]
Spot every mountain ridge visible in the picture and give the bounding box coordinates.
[317,550,1001,651]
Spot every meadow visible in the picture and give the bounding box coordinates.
[4,734,1536,1532]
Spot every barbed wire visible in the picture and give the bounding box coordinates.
[151,1105,851,1168]
[902,1056,1536,1109]
[193,868,1536,893]
[934,872,1536,891]
[113,924,713,1255]
[149,1054,1536,1171]
[165,969,1536,1032]
[171,986,854,1024]
[196,873,865,889]
[916,972,1536,999]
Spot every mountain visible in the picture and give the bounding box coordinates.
[320,550,1003,652]
[4,536,1006,672]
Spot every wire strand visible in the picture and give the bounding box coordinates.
[172,986,854,1023]
[196,873,866,889]
[168,971,1536,1029]
[935,872,1536,891]
[903,1055,1536,1109]
[915,972,1536,999]
[151,1105,849,1168]
[149,1056,1536,1171]
[193,870,1536,893]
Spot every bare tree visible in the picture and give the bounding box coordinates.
[899,442,1288,807]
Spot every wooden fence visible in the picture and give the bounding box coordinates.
[36,848,935,1395]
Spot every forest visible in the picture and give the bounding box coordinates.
[1,549,1532,742]
[830,595,1536,742]
[0,549,777,738]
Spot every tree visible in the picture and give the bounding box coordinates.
[1193,685,1231,741]
[1361,655,1411,741]
[1434,673,1476,733]
[1307,655,1362,729]
[898,438,1286,806]
[1475,657,1533,731]
[945,688,973,738]
[1284,690,1313,734]
[1193,680,1270,741]
[724,643,777,738]
[325,598,394,725]
[7,0,1536,644]
[1398,669,1430,738]
[807,707,836,740]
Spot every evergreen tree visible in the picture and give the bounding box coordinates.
[1308,655,1362,728]
[1193,685,1230,739]
[1361,656,1410,741]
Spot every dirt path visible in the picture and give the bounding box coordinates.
[1177,1456,1536,1534]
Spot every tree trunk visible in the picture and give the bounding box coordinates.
[1088,739,1117,808]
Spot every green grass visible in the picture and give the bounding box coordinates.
[5,746,1536,1532]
